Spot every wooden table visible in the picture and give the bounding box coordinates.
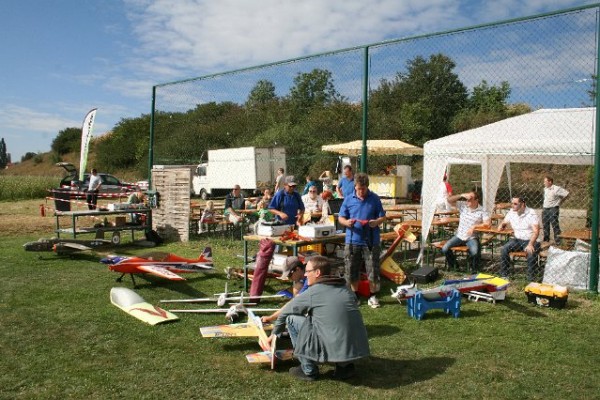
[241,233,346,291]
[559,229,592,246]
[384,204,420,220]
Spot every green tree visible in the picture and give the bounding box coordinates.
[246,80,277,108]
[51,127,81,155]
[451,80,515,131]
[21,152,37,162]
[369,53,468,146]
[0,138,7,168]
[288,69,341,120]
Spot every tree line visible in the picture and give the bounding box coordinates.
[50,53,529,178]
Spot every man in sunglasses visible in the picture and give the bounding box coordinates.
[498,197,541,281]
[267,256,369,381]
[442,191,490,273]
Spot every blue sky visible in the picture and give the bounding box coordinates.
[1,0,597,161]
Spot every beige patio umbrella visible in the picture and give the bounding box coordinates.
[321,139,423,156]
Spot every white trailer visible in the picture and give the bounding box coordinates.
[192,147,286,199]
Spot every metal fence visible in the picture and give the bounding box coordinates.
[150,4,600,290]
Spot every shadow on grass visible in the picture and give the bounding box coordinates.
[502,298,548,317]
[349,356,455,388]
[366,324,401,337]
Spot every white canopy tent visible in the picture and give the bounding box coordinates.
[420,107,596,249]
[321,139,423,156]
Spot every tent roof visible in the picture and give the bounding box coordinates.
[424,107,596,162]
[322,139,423,156]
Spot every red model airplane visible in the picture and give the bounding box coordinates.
[100,247,213,286]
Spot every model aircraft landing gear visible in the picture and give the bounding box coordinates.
[116,273,138,288]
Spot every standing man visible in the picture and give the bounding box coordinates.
[336,165,355,199]
[224,185,245,225]
[442,191,490,273]
[499,197,541,281]
[274,167,285,192]
[86,168,102,210]
[542,176,569,244]
[338,173,386,308]
[269,176,305,226]
[268,256,370,381]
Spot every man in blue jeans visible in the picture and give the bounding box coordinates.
[442,191,490,273]
[267,256,370,381]
[499,196,541,281]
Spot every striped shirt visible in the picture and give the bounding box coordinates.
[455,202,490,241]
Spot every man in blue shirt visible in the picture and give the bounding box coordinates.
[269,175,305,225]
[336,165,355,199]
[338,173,386,308]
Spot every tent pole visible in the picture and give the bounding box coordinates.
[360,46,369,173]
[588,14,600,293]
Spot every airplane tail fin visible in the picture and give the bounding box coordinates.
[199,247,213,263]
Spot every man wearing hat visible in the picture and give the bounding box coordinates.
[269,175,305,226]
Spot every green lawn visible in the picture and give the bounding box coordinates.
[2,232,600,399]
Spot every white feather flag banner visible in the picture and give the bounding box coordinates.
[79,108,97,181]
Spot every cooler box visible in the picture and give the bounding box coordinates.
[298,224,336,238]
[256,223,292,237]
[409,266,439,284]
[524,282,568,309]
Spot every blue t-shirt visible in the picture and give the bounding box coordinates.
[339,190,385,246]
[268,189,305,225]
[338,176,355,198]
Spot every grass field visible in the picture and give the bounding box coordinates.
[2,200,600,399]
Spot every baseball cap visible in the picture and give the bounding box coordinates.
[280,256,303,279]
[284,175,298,186]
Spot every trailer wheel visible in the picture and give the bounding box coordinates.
[200,189,209,200]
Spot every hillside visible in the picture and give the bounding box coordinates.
[1,152,145,182]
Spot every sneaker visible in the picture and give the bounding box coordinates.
[289,366,318,381]
[367,295,381,309]
[333,363,355,380]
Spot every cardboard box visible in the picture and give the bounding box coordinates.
[256,223,292,237]
[115,216,127,226]
[298,224,336,238]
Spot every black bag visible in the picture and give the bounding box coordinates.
[145,229,164,245]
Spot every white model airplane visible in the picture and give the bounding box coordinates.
[161,283,286,307]
[168,292,280,322]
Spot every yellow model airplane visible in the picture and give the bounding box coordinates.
[200,310,293,369]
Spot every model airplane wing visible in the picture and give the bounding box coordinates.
[200,322,264,337]
[160,293,285,303]
[56,242,92,251]
[110,287,179,325]
[137,265,186,281]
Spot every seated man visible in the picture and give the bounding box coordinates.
[499,196,541,281]
[301,186,324,223]
[268,176,305,226]
[268,256,370,381]
[224,185,245,225]
[442,191,490,272]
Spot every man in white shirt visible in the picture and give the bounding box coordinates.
[86,168,102,210]
[542,176,569,244]
[302,187,323,213]
[442,191,490,272]
[498,197,541,281]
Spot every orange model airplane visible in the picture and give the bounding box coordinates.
[100,247,213,286]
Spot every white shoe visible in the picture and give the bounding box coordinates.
[367,295,381,309]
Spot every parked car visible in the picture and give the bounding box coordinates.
[56,162,139,196]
